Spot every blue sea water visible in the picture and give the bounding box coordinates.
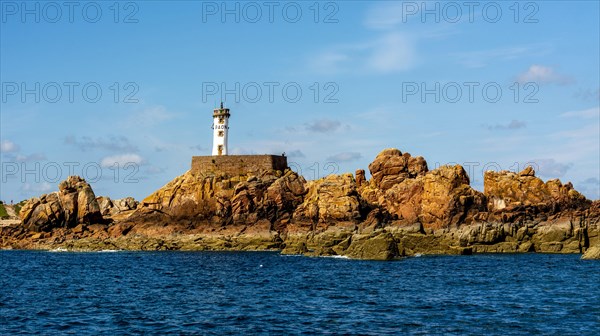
[0,251,599,335]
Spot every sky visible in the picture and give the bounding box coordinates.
[1,0,599,201]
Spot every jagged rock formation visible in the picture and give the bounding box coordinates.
[18,176,102,232]
[367,148,428,191]
[97,196,139,216]
[582,245,600,260]
[359,150,485,230]
[420,165,486,229]
[484,168,590,222]
[2,149,599,260]
[134,168,306,228]
[294,173,362,225]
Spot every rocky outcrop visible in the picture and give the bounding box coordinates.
[97,196,139,216]
[293,173,362,225]
[582,245,600,260]
[17,193,64,232]
[133,168,306,229]
[18,176,102,232]
[97,196,112,216]
[359,149,429,220]
[355,169,366,188]
[420,165,486,230]
[367,148,428,191]
[344,231,399,260]
[359,150,485,230]
[3,149,598,260]
[484,167,590,222]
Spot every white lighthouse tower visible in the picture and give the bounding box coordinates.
[212,102,230,156]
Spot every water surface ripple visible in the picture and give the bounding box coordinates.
[1,252,598,335]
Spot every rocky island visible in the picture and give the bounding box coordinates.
[1,148,599,260]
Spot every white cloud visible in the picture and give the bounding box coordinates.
[305,119,342,133]
[516,65,573,85]
[310,51,350,74]
[577,178,599,200]
[582,177,600,185]
[364,2,407,30]
[64,135,138,152]
[356,106,394,120]
[574,88,600,101]
[21,182,53,194]
[455,45,551,68]
[560,107,599,119]
[367,33,416,72]
[485,120,527,131]
[309,32,417,75]
[0,140,19,153]
[528,159,572,178]
[130,105,175,127]
[287,150,305,158]
[15,153,47,162]
[100,154,144,168]
[145,166,166,175]
[327,152,363,163]
[547,123,599,163]
[229,148,257,155]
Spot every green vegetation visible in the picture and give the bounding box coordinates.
[14,201,26,216]
[0,203,8,219]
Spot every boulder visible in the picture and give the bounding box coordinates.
[360,151,485,230]
[97,196,139,216]
[96,196,114,216]
[359,148,428,218]
[368,148,427,191]
[293,173,361,224]
[114,197,139,212]
[484,167,590,218]
[18,194,64,232]
[582,245,600,260]
[343,232,399,260]
[355,169,366,188]
[519,166,535,177]
[266,169,307,219]
[384,178,423,222]
[76,183,100,223]
[136,168,305,228]
[19,176,103,232]
[420,165,486,230]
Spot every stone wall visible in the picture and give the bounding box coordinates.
[191,155,288,176]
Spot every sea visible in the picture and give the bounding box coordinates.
[1,251,599,335]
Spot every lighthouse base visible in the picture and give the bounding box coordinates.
[191,155,288,176]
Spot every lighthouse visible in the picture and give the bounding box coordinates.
[192,102,287,175]
[212,102,230,156]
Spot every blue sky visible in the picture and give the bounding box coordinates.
[1,0,599,201]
